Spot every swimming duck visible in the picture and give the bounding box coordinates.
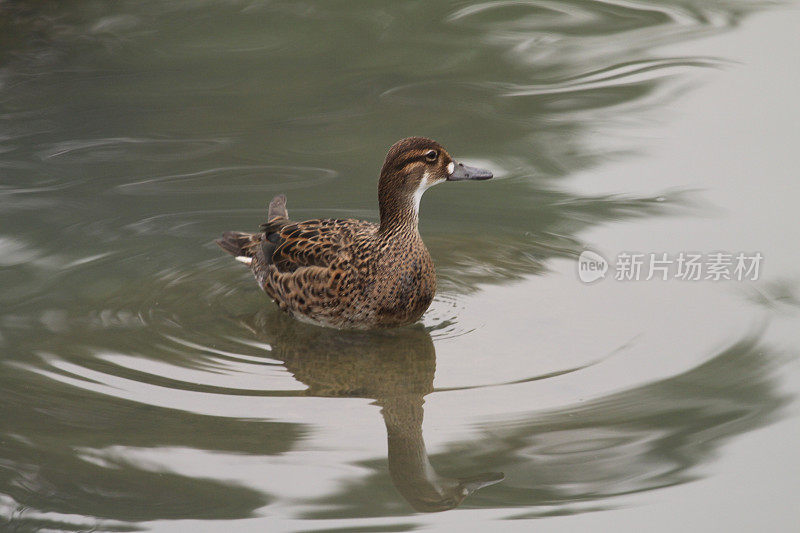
[216,137,492,329]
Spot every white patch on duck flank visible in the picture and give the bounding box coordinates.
[235,256,252,265]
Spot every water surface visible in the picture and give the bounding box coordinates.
[1,1,799,531]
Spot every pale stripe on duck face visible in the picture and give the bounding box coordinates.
[411,161,456,218]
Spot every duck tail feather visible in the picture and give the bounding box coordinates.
[215,231,253,257]
[268,194,288,221]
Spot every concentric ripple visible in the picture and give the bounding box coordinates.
[0,0,794,530]
[116,165,338,195]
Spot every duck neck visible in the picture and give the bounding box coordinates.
[378,189,421,236]
[380,395,447,509]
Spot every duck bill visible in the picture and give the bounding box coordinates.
[447,162,493,181]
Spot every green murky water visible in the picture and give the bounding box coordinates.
[1,1,799,531]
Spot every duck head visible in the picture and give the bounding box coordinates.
[378,137,493,232]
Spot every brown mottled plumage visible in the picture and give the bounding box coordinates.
[216,137,492,329]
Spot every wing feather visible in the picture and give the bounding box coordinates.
[269,219,374,272]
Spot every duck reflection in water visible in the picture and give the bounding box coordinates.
[242,311,504,512]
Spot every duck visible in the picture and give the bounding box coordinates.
[216,137,492,329]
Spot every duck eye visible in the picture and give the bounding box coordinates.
[425,150,438,162]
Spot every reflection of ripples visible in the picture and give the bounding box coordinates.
[376,0,755,168]
[124,209,261,237]
[0,364,283,530]
[528,429,647,456]
[382,57,722,126]
[29,342,302,398]
[447,0,748,42]
[116,165,338,195]
[449,0,690,31]
[485,335,786,510]
[310,330,789,519]
[499,57,726,97]
[424,293,475,340]
[0,0,787,529]
[39,137,230,163]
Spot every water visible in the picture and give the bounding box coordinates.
[1,1,799,531]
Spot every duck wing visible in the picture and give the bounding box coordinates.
[265,218,375,273]
[259,218,378,327]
